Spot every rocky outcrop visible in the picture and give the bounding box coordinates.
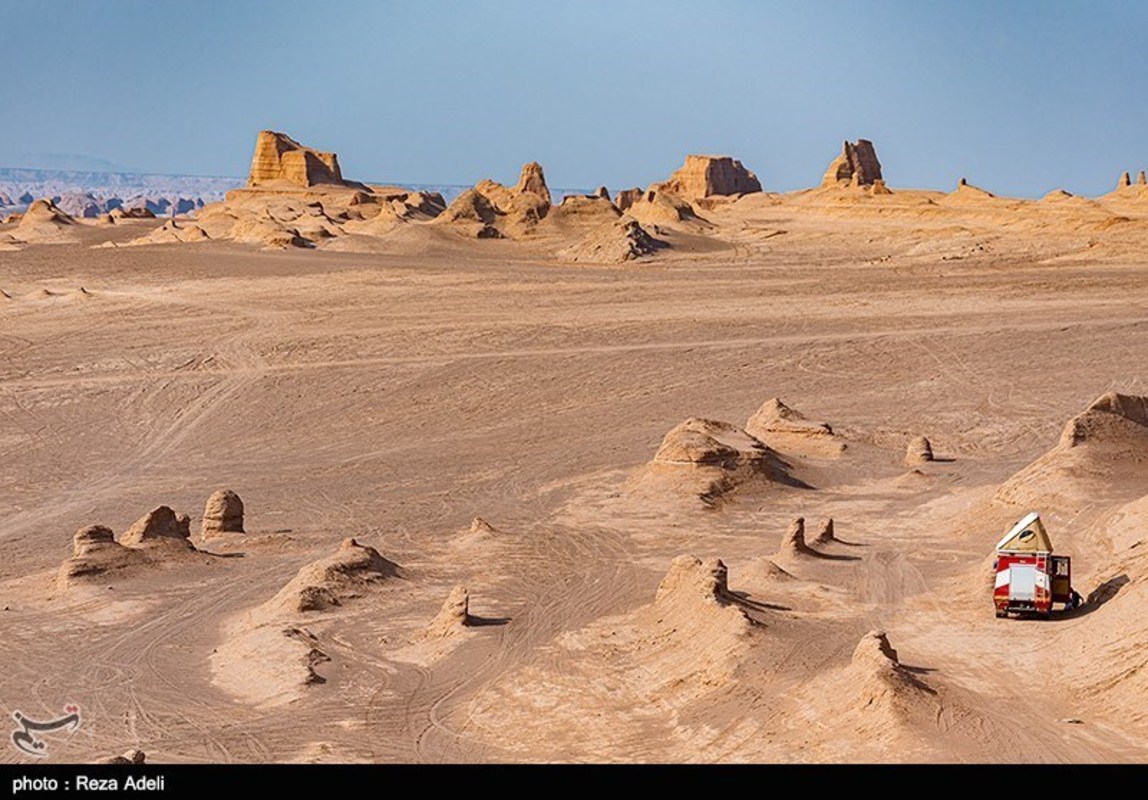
[614,187,644,212]
[425,585,472,638]
[776,517,815,559]
[266,538,400,614]
[441,162,552,239]
[655,155,762,199]
[1118,171,1132,189]
[202,489,245,537]
[904,436,934,464]
[557,218,667,264]
[247,131,344,188]
[811,518,836,547]
[822,139,883,188]
[119,506,195,550]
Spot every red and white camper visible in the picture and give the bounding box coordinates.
[992,512,1081,619]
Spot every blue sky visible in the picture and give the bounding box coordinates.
[2,1,1146,196]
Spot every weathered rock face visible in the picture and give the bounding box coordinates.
[1118,171,1132,189]
[247,131,344,188]
[822,139,883,187]
[657,155,762,199]
[614,187,644,212]
[1139,171,1147,186]
[202,489,244,537]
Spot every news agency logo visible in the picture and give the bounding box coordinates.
[9,704,81,757]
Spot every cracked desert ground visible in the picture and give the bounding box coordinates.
[4,182,1148,763]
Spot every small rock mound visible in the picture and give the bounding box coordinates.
[72,524,117,557]
[268,538,400,613]
[93,749,146,765]
[437,188,502,237]
[996,392,1148,507]
[655,556,741,614]
[20,199,74,227]
[624,189,706,228]
[746,397,833,438]
[425,585,471,638]
[776,517,815,559]
[849,630,934,710]
[653,418,768,467]
[469,517,498,535]
[904,436,934,464]
[557,218,668,264]
[811,518,836,547]
[57,525,156,586]
[633,417,796,505]
[202,489,245,537]
[119,506,195,550]
[1059,392,1148,448]
[822,139,883,188]
[745,397,844,455]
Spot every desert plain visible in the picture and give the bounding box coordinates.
[2,135,1148,763]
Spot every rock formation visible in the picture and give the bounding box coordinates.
[614,187,643,212]
[904,436,934,465]
[848,630,934,710]
[822,140,883,188]
[995,392,1148,507]
[653,418,766,467]
[655,555,736,606]
[811,518,836,547]
[746,398,833,439]
[425,585,472,638]
[57,525,151,586]
[776,517,815,558]
[624,189,704,228]
[655,155,762,199]
[745,397,844,455]
[1058,392,1148,448]
[1118,171,1132,189]
[557,218,667,264]
[440,162,552,239]
[267,537,400,613]
[247,131,344,188]
[202,489,244,537]
[119,506,195,550]
[470,517,498,536]
[1140,171,1147,186]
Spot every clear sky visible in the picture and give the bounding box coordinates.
[2,1,1146,197]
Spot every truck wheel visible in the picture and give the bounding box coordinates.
[995,609,1007,619]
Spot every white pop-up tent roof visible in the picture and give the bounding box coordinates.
[995,511,1054,553]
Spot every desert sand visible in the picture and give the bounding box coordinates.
[2,133,1148,763]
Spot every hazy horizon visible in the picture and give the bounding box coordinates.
[3,1,1147,198]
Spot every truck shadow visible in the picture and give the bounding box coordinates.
[1060,574,1130,618]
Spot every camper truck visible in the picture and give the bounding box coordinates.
[992,512,1081,618]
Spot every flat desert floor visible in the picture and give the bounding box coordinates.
[3,193,1148,763]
